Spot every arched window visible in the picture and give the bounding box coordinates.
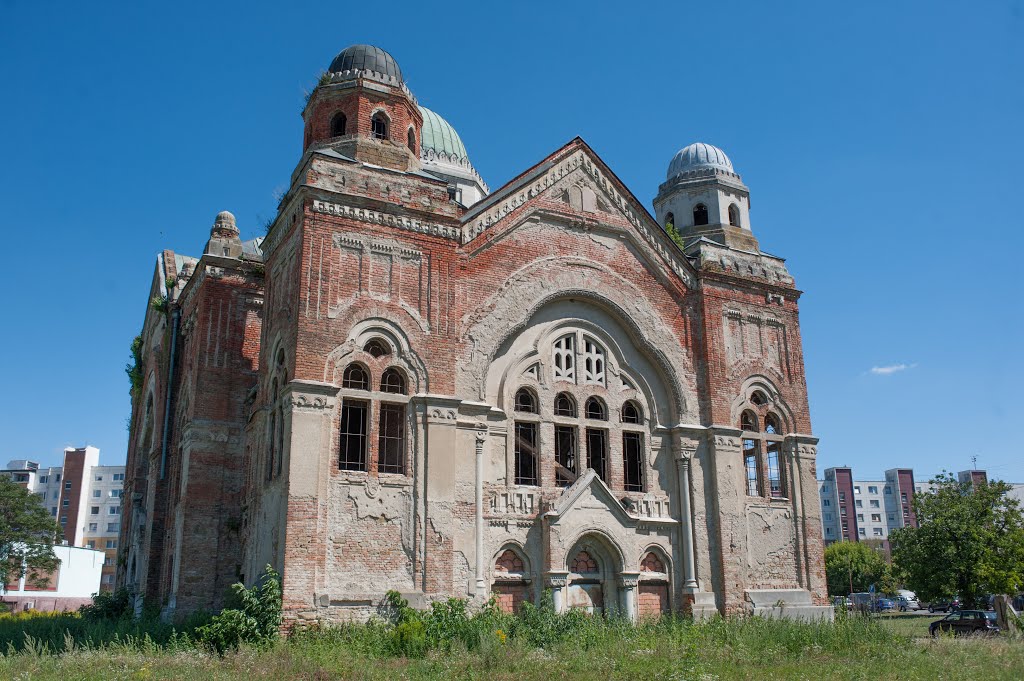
[584,397,607,421]
[740,394,785,499]
[554,393,577,417]
[342,364,369,390]
[581,337,605,385]
[495,549,525,574]
[371,112,389,140]
[665,212,675,230]
[407,127,416,153]
[621,401,642,424]
[514,388,537,413]
[553,335,575,382]
[728,204,740,227]
[363,339,390,358]
[640,551,665,573]
[330,112,347,137]
[380,368,406,394]
[571,550,599,574]
[693,203,709,226]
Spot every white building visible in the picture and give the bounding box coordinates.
[1,544,103,612]
[1,446,124,590]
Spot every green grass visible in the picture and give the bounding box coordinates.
[1,612,1023,680]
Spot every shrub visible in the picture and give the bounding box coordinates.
[195,565,281,653]
[79,588,134,622]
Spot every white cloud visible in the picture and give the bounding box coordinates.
[869,363,917,375]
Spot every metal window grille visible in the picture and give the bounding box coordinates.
[514,422,538,485]
[555,425,577,487]
[623,432,644,492]
[377,403,405,474]
[339,400,368,471]
[586,428,607,482]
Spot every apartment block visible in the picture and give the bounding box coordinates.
[819,466,1023,548]
[1,447,124,591]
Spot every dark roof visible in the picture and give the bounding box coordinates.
[328,45,402,82]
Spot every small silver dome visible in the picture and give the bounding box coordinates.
[667,142,734,179]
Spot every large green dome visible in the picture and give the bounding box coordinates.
[418,106,468,161]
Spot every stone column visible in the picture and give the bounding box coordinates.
[618,571,641,622]
[674,456,699,590]
[545,571,570,613]
[418,396,462,595]
[474,428,486,596]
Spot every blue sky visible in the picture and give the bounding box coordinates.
[0,1,1021,482]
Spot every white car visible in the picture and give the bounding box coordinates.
[897,589,921,610]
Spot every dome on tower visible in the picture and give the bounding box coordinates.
[667,142,734,179]
[327,44,403,82]
[418,106,469,162]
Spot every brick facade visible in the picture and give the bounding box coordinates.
[118,44,830,622]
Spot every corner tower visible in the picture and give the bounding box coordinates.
[654,143,757,250]
[302,44,423,173]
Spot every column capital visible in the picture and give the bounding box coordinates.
[617,571,641,588]
[783,433,819,458]
[410,394,463,423]
[544,570,570,588]
[283,379,341,413]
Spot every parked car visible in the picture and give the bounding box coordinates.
[875,597,897,613]
[895,596,918,612]
[832,596,851,610]
[928,597,961,613]
[929,610,999,637]
[896,590,921,610]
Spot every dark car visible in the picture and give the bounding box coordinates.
[929,610,999,637]
[928,597,961,613]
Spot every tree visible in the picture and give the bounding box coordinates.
[890,472,1024,609]
[0,476,62,590]
[824,540,888,596]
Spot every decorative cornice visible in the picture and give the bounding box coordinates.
[312,199,461,242]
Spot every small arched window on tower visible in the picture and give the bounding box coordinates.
[622,401,643,424]
[342,364,369,390]
[514,388,537,414]
[693,203,709,226]
[665,212,675,230]
[363,339,390,358]
[371,112,389,140]
[728,204,740,227]
[330,112,347,137]
[585,397,607,421]
[407,127,416,153]
[554,393,577,417]
[380,368,406,394]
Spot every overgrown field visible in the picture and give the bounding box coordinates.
[2,608,1022,680]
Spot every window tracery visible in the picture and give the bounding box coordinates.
[571,550,599,574]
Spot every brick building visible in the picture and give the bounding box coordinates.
[119,44,831,622]
[1,447,124,591]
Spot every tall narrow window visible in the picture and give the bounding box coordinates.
[371,112,389,140]
[553,335,575,382]
[623,432,644,491]
[407,127,416,153]
[728,204,740,227]
[693,203,709,226]
[378,403,406,474]
[744,439,760,496]
[339,400,368,471]
[267,379,279,481]
[581,337,605,385]
[555,425,577,487]
[766,441,784,497]
[665,212,675,230]
[330,112,347,137]
[586,428,607,482]
[514,422,538,486]
[380,368,406,394]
